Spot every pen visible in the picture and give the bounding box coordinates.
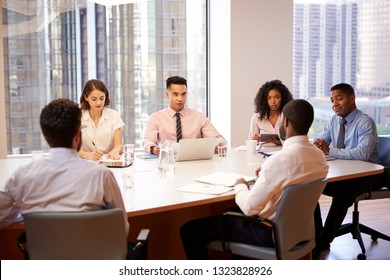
[258,151,272,158]
[92,141,97,149]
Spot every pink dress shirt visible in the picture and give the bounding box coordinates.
[143,107,224,152]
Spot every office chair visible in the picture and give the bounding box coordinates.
[17,209,150,260]
[209,179,327,260]
[335,136,390,260]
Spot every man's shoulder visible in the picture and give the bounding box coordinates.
[352,109,376,127]
[150,107,169,117]
[355,109,374,120]
[70,156,112,173]
[184,107,207,118]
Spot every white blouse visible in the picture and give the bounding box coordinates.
[81,108,125,154]
[248,113,281,139]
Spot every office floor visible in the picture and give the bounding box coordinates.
[319,195,390,260]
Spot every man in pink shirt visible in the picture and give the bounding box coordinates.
[143,76,225,155]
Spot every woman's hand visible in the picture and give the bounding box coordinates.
[251,134,261,142]
[108,148,121,160]
[267,135,282,146]
[89,149,104,160]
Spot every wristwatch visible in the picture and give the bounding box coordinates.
[150,146,156,154]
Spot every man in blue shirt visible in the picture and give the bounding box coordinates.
[313,83,381,257]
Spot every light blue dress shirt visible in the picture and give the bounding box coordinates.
[317,108,380,163]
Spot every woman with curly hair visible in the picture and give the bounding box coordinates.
[248,80,293,145]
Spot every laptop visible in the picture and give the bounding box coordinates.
[175,138,217,162]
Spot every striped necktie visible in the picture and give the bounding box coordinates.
[336,118,347,149]
[176,112,182,143]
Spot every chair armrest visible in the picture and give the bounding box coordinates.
[216,211,274,253]
[136,229,150,242]
[17,231,30,260]
[128,228,150,260]
[222,211,274,229]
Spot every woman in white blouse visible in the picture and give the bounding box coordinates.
[248,80,293,145]
[79,79,125,160]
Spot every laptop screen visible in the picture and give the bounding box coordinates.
[175,138,217,161]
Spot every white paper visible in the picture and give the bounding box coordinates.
[176,182,234,195]
[195,172,256,187]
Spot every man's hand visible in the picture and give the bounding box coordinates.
[255,166,261,178]
[234,178,249,188]
[152,146,160,156]
[313,138,330,156]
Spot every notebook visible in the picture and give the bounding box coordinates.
[175,138,217,162]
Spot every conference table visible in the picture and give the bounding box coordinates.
[0,145,384,259]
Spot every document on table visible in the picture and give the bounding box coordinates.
[195,172,256,187]
[176,182,234,195]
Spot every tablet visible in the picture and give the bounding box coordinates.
[99,161,132,168]
[260,134,280,142]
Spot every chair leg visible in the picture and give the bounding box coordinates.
[336,201,390,260]
[335,202,366,259]
[358,223,390,242]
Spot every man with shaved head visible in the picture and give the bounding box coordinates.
[181,99,329,259]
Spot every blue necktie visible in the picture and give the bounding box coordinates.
[176,112,182,143]
[336,118,347,149]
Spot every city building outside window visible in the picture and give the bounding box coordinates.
[2,0,206,154]
[294,0,390,138]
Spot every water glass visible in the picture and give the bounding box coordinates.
[122,166,135,189]
[122,144,135,164]
[158,141,175,173]
[218,141,228,157]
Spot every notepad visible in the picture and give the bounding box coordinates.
[137,153,159,160]
[195,172,256,187]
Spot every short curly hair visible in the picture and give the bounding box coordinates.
[40,99,81,148]
[254,79,293,120]
[80,79,111,110]
[282,99,313,135]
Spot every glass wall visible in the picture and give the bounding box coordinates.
[293,0,390,138]
[2,0,207,154]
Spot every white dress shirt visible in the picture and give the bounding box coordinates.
[0,148,129,234]
[235,135,329,220]
[81,108,125,154]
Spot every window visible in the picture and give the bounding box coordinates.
[293,0,390,138]
[2,0,207,154]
